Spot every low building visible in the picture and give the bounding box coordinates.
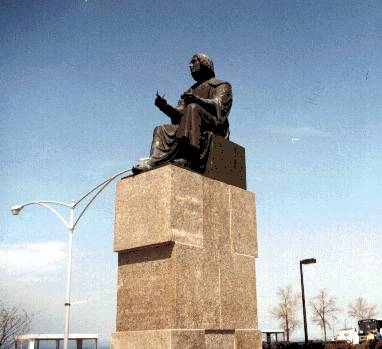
[14,333,98,349]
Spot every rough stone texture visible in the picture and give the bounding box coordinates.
[110,330,261,349]
[114,166,204,252]
[110,331,170,349]
[230,185,258,257]
[235,330,262,349]
[171,330,206,349]
[117,244,176,330]
[205,331,235,349]
[110,330,207,349]
[112,165,260,349]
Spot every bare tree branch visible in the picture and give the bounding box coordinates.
[270,285,300,342]
[310,289,340,342]
[348,297,378,320]
[0,303,32,349]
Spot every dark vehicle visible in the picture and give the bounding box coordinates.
[358,319,382,343]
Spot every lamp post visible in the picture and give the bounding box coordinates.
[11,168,132,349]
[300,258,316,345]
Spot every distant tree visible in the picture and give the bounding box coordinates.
[270,285,300,342]
[348,297,378,320]
[0,303,32,349]
[310,289,340,342]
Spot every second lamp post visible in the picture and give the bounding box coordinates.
[300,258,317,345]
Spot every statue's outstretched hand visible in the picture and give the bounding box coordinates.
[155,91,167,108]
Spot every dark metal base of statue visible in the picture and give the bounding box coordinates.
[203,135,246,190]
[129,135,246,190]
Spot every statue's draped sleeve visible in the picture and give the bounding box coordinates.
[200,82,232,127]
[176,80,232,137]
[157,102,182,124]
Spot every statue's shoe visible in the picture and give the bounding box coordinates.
[132,159,154,175]
[172,158,188,165]
[172,158,193,170]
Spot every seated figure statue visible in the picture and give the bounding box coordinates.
[132,53,233,174]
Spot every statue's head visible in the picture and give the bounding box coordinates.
[189,53,215,82]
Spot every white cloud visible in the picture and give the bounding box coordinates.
[263,126,330,138]
[0,241,66,279]
[291,137,300,143]
[15,275,41,283]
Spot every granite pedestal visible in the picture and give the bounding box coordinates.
[111,165,261,349]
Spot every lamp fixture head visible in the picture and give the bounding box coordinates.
[11,205,24,215]
[300,258,316,264]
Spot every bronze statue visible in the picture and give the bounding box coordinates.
[132,53,233,174]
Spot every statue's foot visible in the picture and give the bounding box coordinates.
[132,159,154,175]
[172,158,187,165]
[172,158,193,169]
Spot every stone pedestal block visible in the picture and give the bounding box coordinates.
[111,165,260,349]
[111,329,261,349]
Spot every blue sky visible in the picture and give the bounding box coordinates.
[1,0,381,345]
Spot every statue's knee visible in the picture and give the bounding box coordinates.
[185,103,199,112]
[153,125,162,136]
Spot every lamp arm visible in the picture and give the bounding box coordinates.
[73,168,132,208]
[24,202,70,229]
[72,168,132,229]
[25,200,72,208]
[73,178,112,229]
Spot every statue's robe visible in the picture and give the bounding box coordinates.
[149,77,233,168]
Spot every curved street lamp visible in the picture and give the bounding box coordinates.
[300,258,317,345]
[11,168,132,349]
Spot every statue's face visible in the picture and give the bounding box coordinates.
[189,54,214,82]
[189,56,201,75]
